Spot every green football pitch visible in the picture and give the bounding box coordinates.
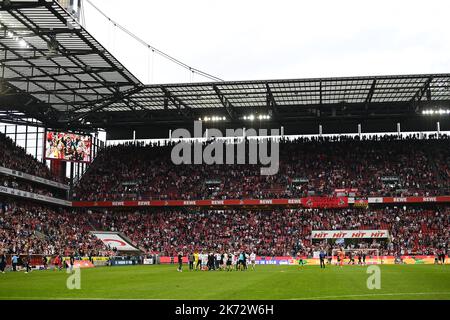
[0,264,449,300]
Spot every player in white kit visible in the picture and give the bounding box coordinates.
[223,253,228,270]
[232,252,237,270]
[250,252,256,270]
[201,252,208,270]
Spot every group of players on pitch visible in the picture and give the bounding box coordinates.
[175,249,371,272]
[176,251,257,272]
[308,248,370,269]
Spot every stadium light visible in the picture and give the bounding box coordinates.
[19,38,27,48]
[203,116,226,122]
[422,109,450,115]
[243,114,270,121]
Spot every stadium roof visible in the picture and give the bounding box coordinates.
[0,1,449,134]
[123,73,450,119]
[0,0,141,127]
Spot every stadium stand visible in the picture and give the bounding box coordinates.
[84,206,450,257]
[1,197,448,258]
[73,134,450,201]
[0,0,448,304]
[0,132,66,183]
[1,131,448,261]
[0,199,108,257]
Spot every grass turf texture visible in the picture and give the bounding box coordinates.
[0,264,449,300]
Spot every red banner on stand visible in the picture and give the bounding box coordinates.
[71,196,450,208]
[301,197,348,208]
[72,197,349,208]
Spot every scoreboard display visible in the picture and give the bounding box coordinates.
[44,131,92,163]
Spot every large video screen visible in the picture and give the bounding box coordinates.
[45,131,92,163]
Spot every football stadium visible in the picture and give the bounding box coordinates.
[0,0,449,305]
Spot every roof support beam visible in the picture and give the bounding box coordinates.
[161,87,193,119]
[0,0,49,10]
[3,67,117,81]
[1,64,107,70]
[123,98,143,118]
[1,85,126,95]
[266,84,280,119]
[0,115,44,127]
[0,50,100,64]
[319,81,323,106]
[67,87,144,123]
[0,28,82,39]
[7,78,131,85]
[213,84,236,120]
[411,77,433,103]
[364,79,376,113]
[365,79,376,103]
[123,98,157,121]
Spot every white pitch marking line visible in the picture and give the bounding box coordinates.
[292,292,450,300]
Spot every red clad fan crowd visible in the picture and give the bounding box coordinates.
[73,134,449,201]
[0,131,448,259]
[1,200,448,258]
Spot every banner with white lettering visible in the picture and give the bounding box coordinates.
[311,230,390,239]
[72,196,450,208]
[301,197,348,208]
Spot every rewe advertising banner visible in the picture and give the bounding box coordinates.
[72,196,450,208]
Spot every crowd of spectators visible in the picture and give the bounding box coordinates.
[93,206,449,257]
[299,206,449,257]
[74,134,450,201]
[1,197,447,258]
[0,131,448,260]
[0,199,109,257]
[0,132,66,183]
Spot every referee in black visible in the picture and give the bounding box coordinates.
[177,251,183,272]
[24,255,31,274]
[0,251,6,273]
[188,252,194,271]
[69,254,75,272]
